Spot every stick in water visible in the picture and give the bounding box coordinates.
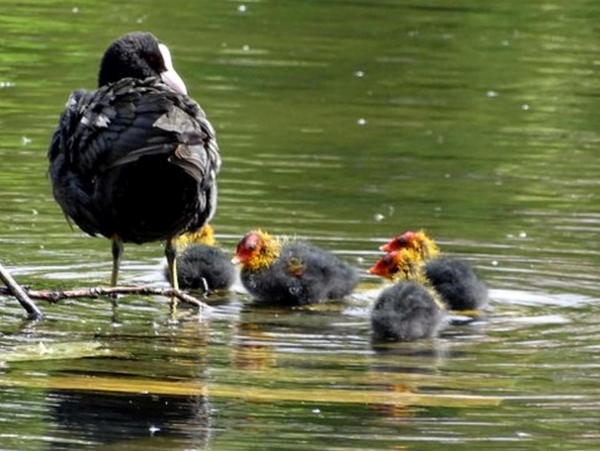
[0,285,212,312]
[0,262,44,320]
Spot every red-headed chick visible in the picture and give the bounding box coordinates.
[374,237,488,311]
[233,230,358,306]
[165,224,235,292]
[380,230,440,260]
[368,249,446,341]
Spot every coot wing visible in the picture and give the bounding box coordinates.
[48,77,220,239]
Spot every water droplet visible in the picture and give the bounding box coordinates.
[72,7,79,13]
[374,213,385,222]
[519,232,527,238]
[354,70,364,78]
[32,209,38,215]
[312,408,321,414]
[149,425,160,436]
[521,103,530,111]
[242,44,250,52]
[22,136,32,146]
[491,260,499,266]
[357,118,367,126]
[486,90,499,98]
[238,4,247,13]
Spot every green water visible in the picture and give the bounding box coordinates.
[1,0,599,449]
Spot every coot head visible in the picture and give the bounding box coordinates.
[98,31,187,94]
[368,249,421,281]
[233,231,264,266]
[380,231,417,253]
[232,230,281,270]
[379,230,440,260]
[174,224,217,249]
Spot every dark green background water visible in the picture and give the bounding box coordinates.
[1,0,599,449]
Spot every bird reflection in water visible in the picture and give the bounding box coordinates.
[47,390,212,449]
[366,341,448,419]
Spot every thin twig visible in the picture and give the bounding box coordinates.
[0,285,212,312]
[0,263,44,320]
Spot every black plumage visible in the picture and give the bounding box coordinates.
[165,244,235,291]
[424,257,489,311]
[48,32,220,288]
[379,231,488,311]
[243,243,358,306]
[371,282,445,341]
[234,231,358,306]
[49,80,218,243]
[241,243,358,306]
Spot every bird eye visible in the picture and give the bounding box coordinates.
[246,242,257,251]
[147,55,158,66]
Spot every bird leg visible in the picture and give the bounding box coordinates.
[165,238,179,317]
[200,277,209,295]
[110,236,124,322]
[110,236,124,287]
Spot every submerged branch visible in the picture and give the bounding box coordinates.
[0,285,211,311]
[0,262,44,320]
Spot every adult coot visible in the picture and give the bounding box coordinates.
[232,230,358,306]
[48,32,221,289]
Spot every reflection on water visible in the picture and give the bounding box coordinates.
[1,0,600,449]
[48,391,210,450]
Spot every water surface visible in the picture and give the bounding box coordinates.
[1,0,599,449]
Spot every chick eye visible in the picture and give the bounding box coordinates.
[246,243,257,251]
[382,256,392,266]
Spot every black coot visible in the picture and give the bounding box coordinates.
[165,225,235,292]
[379,231,488,310]
[423,258,488,310]
[48,32,221,289]
[233,230,358,306]
[370,281,445,341]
